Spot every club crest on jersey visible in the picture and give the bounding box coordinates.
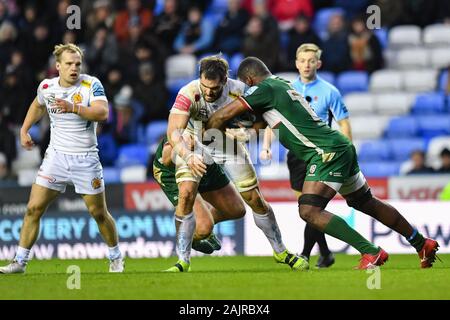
[91,177,102,189]
[72,93,83,104]
[198,107,208,121]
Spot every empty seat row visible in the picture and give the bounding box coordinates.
[370,69,438,93]
[389,24,450,48]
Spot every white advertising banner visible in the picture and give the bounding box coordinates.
[244,200,450,255]
[388,175,450,200]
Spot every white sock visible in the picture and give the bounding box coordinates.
[15,246,31,266]
[108,245,122,261]
[175,212,195,264]
[252,206,286,253]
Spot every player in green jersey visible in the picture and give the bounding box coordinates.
[206,57,439,269]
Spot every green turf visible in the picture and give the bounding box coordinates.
[0,254,449,300]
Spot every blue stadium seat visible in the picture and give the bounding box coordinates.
[438,70,448,92]
[411,92,446,114]
[317,71,335,85]
[336,71,369,95]
[115,144,149,167]
[358,140,391,161]
[103,167,121,184]
[384,116,418,138]
[388,138,425,161]
[230,53,244,77]
[359,161,401,177]
[98,133,118,166]
[154,0,164,15]
[313,7,345,40]
[208,0,228,13]
[417,115,450,139]
[373,27,388,49]
[146,120,168,146]
[167,77,196,107]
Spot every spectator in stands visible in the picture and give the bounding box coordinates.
[348,15,383,73]
[113,85,143,145]
[85,25,119,79]
[133,62,169,123]
[51,0,72,44]
[252,0,279,43]
[213,0,249,56]
[437,148,450,173]
[407,150,435,175]
[285,14,321,71]
[321,13,351,74]
[152,0,182,56]
[0,67,29,125]
[23,21,53,76]
[0,152,9,180]
[85,0,114,42]
[173,5,214,56]
[0,113,16,173]
[268,0,313,31]
[114,0,153,45]
[242,15,279,71]
[104,66,125,102]
[0,20,18,69]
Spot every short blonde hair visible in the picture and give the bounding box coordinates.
[53,43,83,62]
[296,43,322,60]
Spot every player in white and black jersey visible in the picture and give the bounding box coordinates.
[0,44,124,274]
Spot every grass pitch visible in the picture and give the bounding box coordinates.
[0,254,449,300]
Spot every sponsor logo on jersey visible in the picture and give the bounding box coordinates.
[228,91,240,99]
[173,94,192,112]
[72,92,83,104]
[81,80,91,88]
[92,81,105,97]
[37,173,56,184]
[309,164,316,174]
[91,177,102,189]
[244,86,258,97]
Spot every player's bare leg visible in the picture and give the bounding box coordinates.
[343,183,439,268]
[0,184,59,274]
[82,192,124,272]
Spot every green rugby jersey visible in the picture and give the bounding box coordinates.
[240,76,352,163]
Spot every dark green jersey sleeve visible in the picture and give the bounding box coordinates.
[240,83,273,113]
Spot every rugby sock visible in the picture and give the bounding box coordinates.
[252,206,286,253]
[108,245,122,261]
[324,215,379,255]
[15,246,31,266]
[406,228,426,252]
[175,212,195,264]
[316,231,331,257]
[301,224,316,258]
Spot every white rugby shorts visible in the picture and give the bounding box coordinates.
[35,147,105,194]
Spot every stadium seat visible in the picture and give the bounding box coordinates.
[374,93,414,116]
[374,27,389,49]
[370,69,402,92]
[336,71,369,95]
[395,48,429,69]
[438,70,448,92]
[350,115,389,139]
[429,47,450,69]
[165,54,197,84]
[417,115,450,138]
[388,138,425,161]
[423,24,450,47]
[120,165,147,183]
[411,92,446,114]
[358,139,391,161]
[312,7,345,40]
[276,72,298,83]
[384,116,418,138]
[229,53,244,77]
[402,70,438,93]
[207,0,228,13]
[146,120,168,146]
[359,161,401,177]
[115,144,149,167]
[388,25,422,49]
[103,167,121,184]
[343,93,375,115]
[383,48,397,69]
[317,71,335,85]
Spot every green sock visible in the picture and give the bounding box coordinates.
[406,229,425,252]
[324,215,379,255]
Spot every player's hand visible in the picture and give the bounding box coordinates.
[20,131,35,150]
[186,153,207,178]
[225,128,250,142]
[55,99,76,113]
[260,148,272,161]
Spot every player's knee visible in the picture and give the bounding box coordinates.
[298,205,316,222]
[25,203,46,220]
[87,204,108,223]
[178,188,196,207]
[346,188,373,211]
[241,189,268,213]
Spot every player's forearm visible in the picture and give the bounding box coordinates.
[338,119,353,141]
[21,99,46,134]
[262,126,274,151]
[75,104,108,121]
[206,111,226,130]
